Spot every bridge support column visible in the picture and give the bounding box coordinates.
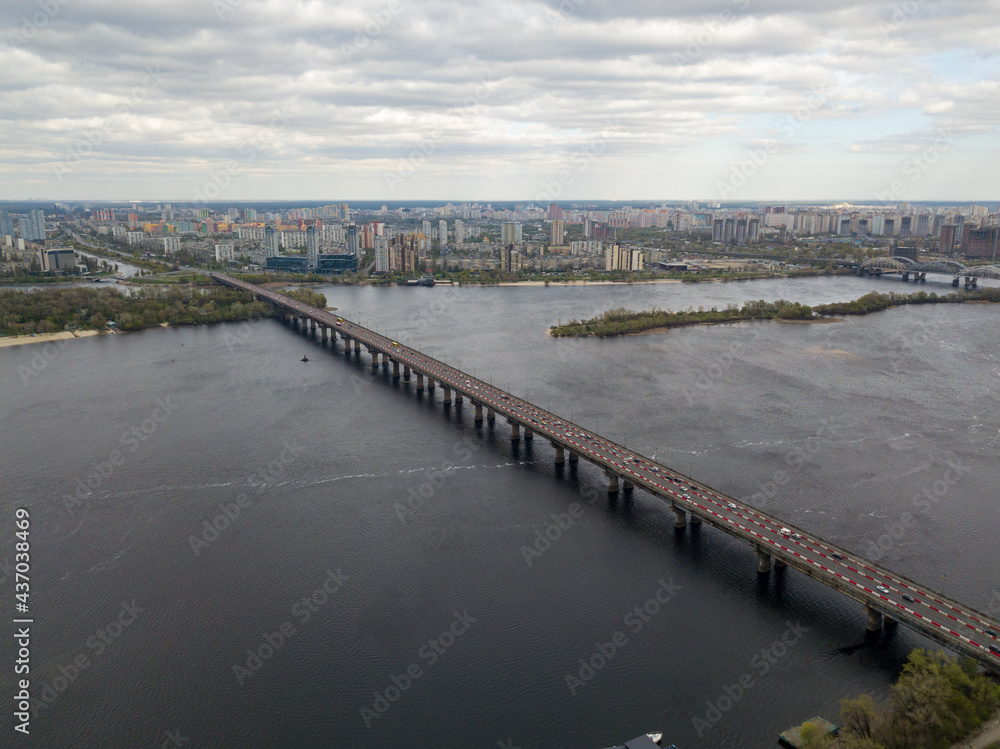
[428,378,436,391]
[371,352,379,371]
[403,366,411,381]
[606,471,620,494]
[568,451,579,464]
[774,558,786,567]
[756,547,772,573]
[523,427,532,441]
[672,504,687,528]
[455,391,463,404]
[901,272,909,282]
[310,319,317,335]
[353,339,361,354]
[865,606,883,632]
[689,512,701,525]
[441,387,452,404]
[510,421,521,441]
[952,276,960,287]
[320,326,328,341]
[393,360,400,378]
[486,407,495,423]
[553,445,565,464]
[884,615,898,629]
[416,373,424,391]
[474,403,483,423]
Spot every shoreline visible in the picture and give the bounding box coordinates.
[546,315,844,338]
[0,330,104,349]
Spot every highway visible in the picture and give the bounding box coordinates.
[213,272,1000,672]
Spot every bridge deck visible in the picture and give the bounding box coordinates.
[212,272,1000,672]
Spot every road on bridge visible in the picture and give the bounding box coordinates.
[213,272,1000,673]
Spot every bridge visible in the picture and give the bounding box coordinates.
[859,256,1000,288]
[212,272,1000,673]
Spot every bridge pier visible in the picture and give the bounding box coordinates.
[403,366,411,381]
[523,427,533,441]
[884,614,898,629]
[442,387,452,405]
[321,326,328,341]
[865,606,883,632]
[553,445,565,464]
[428,377,436,391]
[756,547,772,573]
[416,373,424,391]
[689,512,701,525]
[509,421,521,441]
[672,503,687,528]
[486,407,495,423]
[953,276,960,287]
[393,360,400,378]
[606,471,620,494]
[568,451,579,464]
[474,402,483,423]
[371,351,379,371]
[901,272,909,282]
[455,391,463,405]
[774,557,786,567]
[353,339,361,354]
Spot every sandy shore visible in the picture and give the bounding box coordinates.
[501,278,684,287]
[0,330,103,349]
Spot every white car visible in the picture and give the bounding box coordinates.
[876,585,890,595]
[780,528,791,536]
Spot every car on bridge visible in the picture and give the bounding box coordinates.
[877,585,890,595]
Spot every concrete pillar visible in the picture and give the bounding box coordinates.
[756,548,772,573]
[455,391,463,404]
[774,558,786,567]
[403,366,411,381]
[568,451,579,463]
[310,319,317,335]
[428,378,436,391]
[523,427,533,441]
[486,407,495,422]
[510,421,521,441]
[416,373,424,391]
[865,606,884,632]
[606,471,620,494]
[393,360,400,378]
[673,504,687,528]
[321,326,328,341]
[553,445,565,464]
[884,615,898,628]
[300,316,307,330]
[474,402,483,423]
[353,339,361,354]
[442,387,452,405]
[689,512,701,525]
[623,479,633,492]
[371,352,379,371]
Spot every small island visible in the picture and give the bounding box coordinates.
[549,288,1000,338]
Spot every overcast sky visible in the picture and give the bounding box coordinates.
[2,0,999,203]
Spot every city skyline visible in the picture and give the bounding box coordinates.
[2,0,1000,201]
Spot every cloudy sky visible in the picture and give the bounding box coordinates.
[2,0,999,202]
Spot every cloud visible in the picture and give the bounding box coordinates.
[0,0,998,199]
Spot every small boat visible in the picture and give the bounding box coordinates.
[300,355,309,362]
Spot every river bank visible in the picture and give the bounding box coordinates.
[0,329,103,348]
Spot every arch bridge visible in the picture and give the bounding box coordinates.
[859,257,1000,288]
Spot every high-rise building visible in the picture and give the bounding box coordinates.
[604,243,643,272]
[306,225,320,266]
[940,224,957,255]
[374,237,390,273]
[550,220,565,246]
[899,216,912,237]
[346,223,360,259]
[501,244,522,273]
[0,210,13,239]
[214,242,235,262]
[500,222,522,244]
[21,210,46,241]
[163,236,181,255]
[265,225,280,257]
[883,218,895,237]
[340,203,349,221]
[963,227,999,260]
[548,203,563,221]
[439,219,447,246]
[454,220,465,245]
[422,221,432,241]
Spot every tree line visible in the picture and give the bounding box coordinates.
[0,285,327,337]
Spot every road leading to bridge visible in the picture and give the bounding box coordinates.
[212,272,1000,673]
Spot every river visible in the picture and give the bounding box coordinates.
[0,274,997,748]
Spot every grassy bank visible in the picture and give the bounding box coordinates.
[0,285,326,337]
[551,288,1000,338]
